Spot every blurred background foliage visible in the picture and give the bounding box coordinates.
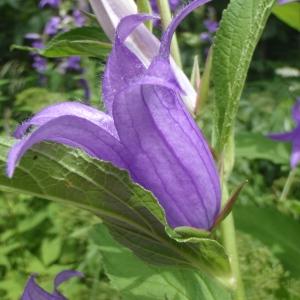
[0,0,300,299]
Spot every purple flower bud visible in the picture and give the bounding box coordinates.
[21,270,83,300]
[7,0,220,231]
[73,9,86,27]
[39,0,61,8]
[268,97,300,168]
[44,16,61,36]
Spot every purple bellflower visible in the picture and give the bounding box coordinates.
[39,0,61,8]
[7,0,220,231]
[21,270,83,300]
[269,98,300,168]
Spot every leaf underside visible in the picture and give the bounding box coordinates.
[0,138,232,286]
[93,224,232,300]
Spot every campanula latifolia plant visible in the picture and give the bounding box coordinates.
[1,0,293,299]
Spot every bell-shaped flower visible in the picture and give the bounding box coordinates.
[21,270,83,300]
[7,0,220,231]
[269,98,300,168]
[89,0,197,113]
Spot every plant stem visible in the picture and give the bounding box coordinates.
[217,134,245,300]
[220,185,245,300]
[280,168,297,201]
[156,0,182,68]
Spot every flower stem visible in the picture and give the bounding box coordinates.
[157,0,182,68]
[280,168,297,201]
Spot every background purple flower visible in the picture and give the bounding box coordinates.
[200,7,219,43]
[278,0,298,4]
[32,56,47,73]
[204,19,218,33]
[73,9,86,27]
[269,98,300,168]
[39,0,61,8]
[150,0,181,14]
[44,16,61,35]
[59,56,83,73]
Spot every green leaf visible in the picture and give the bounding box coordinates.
[93,224,232,300]
[235,132,290,165]
[0,138,232,286]
[235,204,300,277]
[41,238,62,266]
[272,3,300,31]
[212,0,276,153]
[42,27,111,58]
[15,88,65,113]
[12,27,111,58]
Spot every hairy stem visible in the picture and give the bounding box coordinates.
[157,0,182,68]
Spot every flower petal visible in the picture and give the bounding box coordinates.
[21,276,56,300]
[54,270,83,289]
[53,270,83,297]
[292,98,300,123]
[14,102,118,139]
[291,141,300,168]
[113,81,220,230]
[7,115,127,178]
[268,131,295,141]
[159,0,212,60]
[90,0,197,112]
[103,14,158,115]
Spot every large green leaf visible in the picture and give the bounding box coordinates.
[235,204,300,277]
[11,27,111,59]
[0,138,232,286]
[212,0,276,152]
[272,3,300,31]
[235,132,290,165]
[93,224,232,300]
